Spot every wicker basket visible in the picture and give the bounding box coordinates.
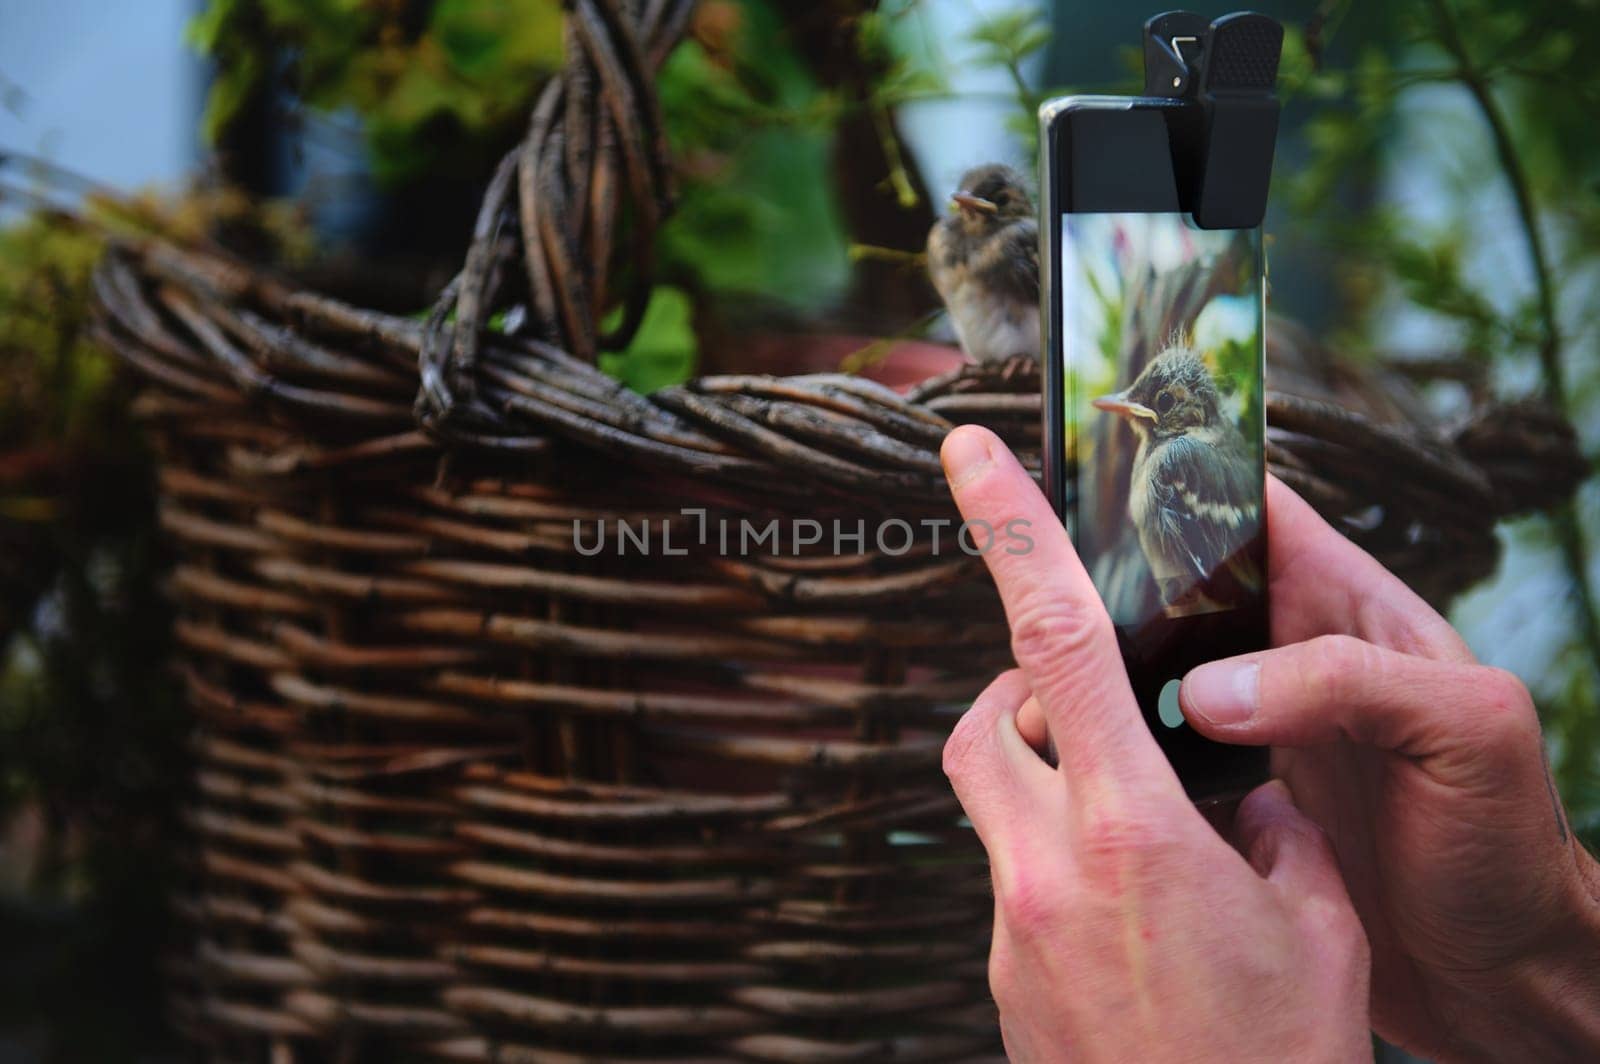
[92,2,1583,1060]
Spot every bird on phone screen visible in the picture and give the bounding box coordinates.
[1093,344,1261,613]
[926,164,1040,364]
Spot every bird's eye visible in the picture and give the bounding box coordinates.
[1155,390,1175,414]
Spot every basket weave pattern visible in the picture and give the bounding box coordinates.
[92,1,1582,1059]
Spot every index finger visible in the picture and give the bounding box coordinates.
[941,425,1180,800]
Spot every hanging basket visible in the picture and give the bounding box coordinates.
[93,1,1583,1059]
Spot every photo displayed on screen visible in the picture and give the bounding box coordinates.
[1060,213,1264,629]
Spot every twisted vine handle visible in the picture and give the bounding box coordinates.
[416,0,696,430]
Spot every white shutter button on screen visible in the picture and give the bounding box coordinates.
[1157,678,1185,729]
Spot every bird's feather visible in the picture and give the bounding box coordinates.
[924,166,1041,363]
[931,218,1040,363]
[1135,430,1260,604]
[969,218,1040,306]
[941,283,1040,365]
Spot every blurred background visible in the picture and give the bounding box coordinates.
[1,0,1596,1059]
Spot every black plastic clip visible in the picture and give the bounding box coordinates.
[1142,11,1284,230]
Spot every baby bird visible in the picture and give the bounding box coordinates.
[926,164,1040,363]
[1093,345,1261,612]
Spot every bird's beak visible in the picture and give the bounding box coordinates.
[951,192,998,215]
[1092,392,1158,422]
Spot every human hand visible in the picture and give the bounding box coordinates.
[1166,477,1600,1062]
[940,426,1371,1063]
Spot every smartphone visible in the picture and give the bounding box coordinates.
[1039,93,1270,802]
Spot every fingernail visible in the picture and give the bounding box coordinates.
[1182,661,1259,725]
[941,427,994,489]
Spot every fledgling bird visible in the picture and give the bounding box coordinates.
[1093,345,1261,613]
[926,164,1040,363]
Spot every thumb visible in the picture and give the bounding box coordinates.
[1234,780,1367,949]
[1178,634,1521,761]
[1234,780,1343,891]
[1235,780,1371,1054]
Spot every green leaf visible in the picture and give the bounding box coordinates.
[189,0,563,182]
[598,285,698,393]
[431,0,565,83]
[197,51,265,146]
[653,2,850,310]
[966,9,1051,64]
[185,0,239,52]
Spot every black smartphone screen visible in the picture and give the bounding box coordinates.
[1042,98,1269,802]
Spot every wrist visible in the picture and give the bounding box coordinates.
[1447,849,1600,1063]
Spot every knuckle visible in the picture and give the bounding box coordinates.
[1008,598,1104,678]
[1302,894,1369,968]
[942,709,987,784]
[1075,808,1177,884]
[1468,665,1540,745]
[1474,666,1534,719]
[987,938,1018,1004]
[1339,907,1371,965]
[945,669,1027,784]
[994,867,1068,937]
[1300,634,1375,705]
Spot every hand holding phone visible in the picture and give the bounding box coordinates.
[1039,12,1283,801]
[938,426,1373,1061]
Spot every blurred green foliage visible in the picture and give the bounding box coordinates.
[189,0,566,182]
[0,184,311,1057]
[0,479,180,1062]
[0,210,185,1060]
[0,218,114,454]
[599,285,697,394]
[182,1,1066,390]
[188,0,873,389]
[4,23,1596,1064]
[966,6,1053,149]
[654,1,850,314]
[1277,0,1600,846]
[1084,261,1123,386]
[1217,237,1266,452]
[1003,0,1600,845]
